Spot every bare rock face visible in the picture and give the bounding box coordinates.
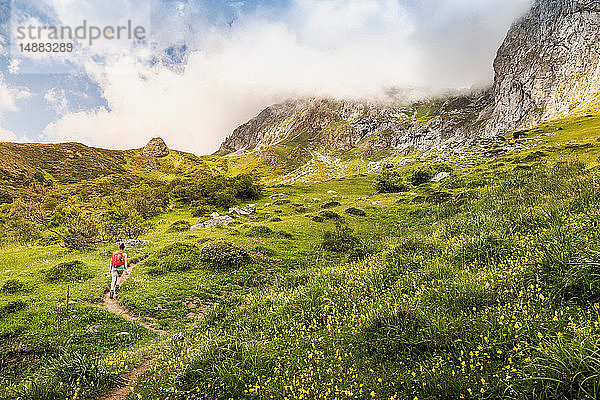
[142,138,169,158]
[486,0,600,135]
[214,95,490,158]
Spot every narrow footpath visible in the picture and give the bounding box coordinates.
[96,264,165,400]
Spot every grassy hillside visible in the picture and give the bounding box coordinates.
[2,113,600,399]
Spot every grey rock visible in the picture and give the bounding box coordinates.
[229,204,256,215]
[485,0,600,135]
[142,137,169,158]
[192,216,235,229]
[116,239,150,248]
[431,172,451,182]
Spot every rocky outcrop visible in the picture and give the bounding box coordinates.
[192,216,235,229]
[229,204,256,216]
[486,0,600,135]
[142,138,169,158]
[216,0,600,157]
[215,94,491,157]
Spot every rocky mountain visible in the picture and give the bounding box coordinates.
[217,0,600,159]
[216,93,491,162]
[485,0,600,135]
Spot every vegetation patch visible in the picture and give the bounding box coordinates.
[321,201,341,209]
[0,278,27,294]
[44,261,93,284]
[345,207,366,216]
[167,220,191,232]
[144,243,201,276]
[200,241,251,271]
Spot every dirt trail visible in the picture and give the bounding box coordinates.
[97,264,165,400]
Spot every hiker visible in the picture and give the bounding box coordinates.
[109,243,128,299]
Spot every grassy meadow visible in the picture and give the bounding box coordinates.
[2,114,600,399]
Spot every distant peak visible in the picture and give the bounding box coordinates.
[142,137,169,158]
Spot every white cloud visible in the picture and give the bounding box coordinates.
[43,0,532,154]
[0,126,18,141]
[44,88,70,115]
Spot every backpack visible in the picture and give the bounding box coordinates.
[111,250,125,267]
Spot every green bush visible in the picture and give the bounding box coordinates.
[345,207,366,216]
[45,261,93,284]
[191,204,216,218]
[270,217,282,222]
[168,220,191,232]
[322,225,361,253]
[200,241,251,271]
[144,243,201,276]
[0,279,26,294]
[408,166,435,186]
[0,299,26,317]
[311,215,324,222]
[246,226,274,237]
[319,210,343,221]
[321,201,341,209]
[374,171,409,193]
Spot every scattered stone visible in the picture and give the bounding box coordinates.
[431,172,451,183]
[264,203,272,207]
[116,239,150,248]
[269,193,286,199]
[210,212,220,218]
[312,198,321,202]
[142,137,169,158]
[229,204,256,216]
[116,332,130,337]
[327,190,337,194]
[192,216,235,229]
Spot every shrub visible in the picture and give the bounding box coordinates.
[168,220,191,232]
[322,225,361,253]
[0,190,12,205]
[45,261,93,283]
[319,210,343,221]
[0,299,26,317]
[144,243,201,276]
[345,207,366,216]
[375,171,409,193]
[408,166,435,186]
[321,201,341,209]
[311,215,324,222]
[200,241,251,271]
[191,204,216,218]
[1,279,26,294]
[270,217,282,222]
[246,226,274,237]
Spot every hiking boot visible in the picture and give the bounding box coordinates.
[115,284,120,293]
[109,290,114,299]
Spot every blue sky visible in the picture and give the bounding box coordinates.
[0,0,531,154]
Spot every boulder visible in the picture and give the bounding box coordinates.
[116,239,150,248]
[229,204,256,216]
[142,137,169,158]
[431,172,451,183]
[192,216,235,229]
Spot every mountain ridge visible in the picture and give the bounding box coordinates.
[216,0,600,162]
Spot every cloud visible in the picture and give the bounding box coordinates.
[43,0,532,154]
[0,126,18,141]
[44,88,69,115]
[0,72,30,117]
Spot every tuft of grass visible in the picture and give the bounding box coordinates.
[200,241,251,271]
[44,261,93,284]
[144,243,201,276]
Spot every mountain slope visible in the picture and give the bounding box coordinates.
[0,139,222,194]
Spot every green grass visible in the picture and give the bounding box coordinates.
[3,112,600,398]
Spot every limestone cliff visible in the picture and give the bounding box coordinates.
[486,0,600,134]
